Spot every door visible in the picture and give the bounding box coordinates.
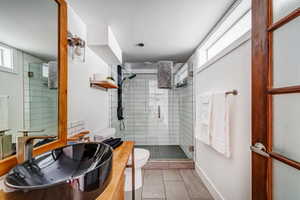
[121,74,173,145]
[252,0,300,199]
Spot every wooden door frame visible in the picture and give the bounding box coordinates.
[0,0,68,176]
[252,0,270,199]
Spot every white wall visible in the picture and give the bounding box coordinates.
[0,48,24,137]
[67,6,110,134]
[193,40,251,200]
[0,45,45,141]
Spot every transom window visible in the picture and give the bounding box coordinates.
[174,63,188,86]
[0,44,13,72]
[197,0,251,68]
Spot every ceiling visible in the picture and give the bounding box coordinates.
[0,0,58,61]
[68,0,235,63]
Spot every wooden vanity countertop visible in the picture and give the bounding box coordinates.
[96,141,134,200]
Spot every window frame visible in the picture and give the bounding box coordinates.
[207,10,251,60]
[196,0,252,71]
[174,63,188,86]
[0,43,14,73]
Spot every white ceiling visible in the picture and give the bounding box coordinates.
[0,0,58,61]
[68,0,235,63]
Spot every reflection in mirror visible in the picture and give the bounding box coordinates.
[0,0,58,159]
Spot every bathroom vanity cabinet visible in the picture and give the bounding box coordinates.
[97,141,134,200]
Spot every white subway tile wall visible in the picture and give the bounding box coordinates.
[109,67,194,159]
[120,74,179,145]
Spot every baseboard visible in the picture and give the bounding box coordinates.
[195,163,225,200]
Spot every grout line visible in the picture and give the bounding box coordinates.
[161,169,168,200]
[179,169,193,200]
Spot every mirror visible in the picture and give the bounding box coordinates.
[0,0,59,159]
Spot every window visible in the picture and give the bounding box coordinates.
[197,0,251,68]
[175,64,188,86]
[0,44,13,72]
[42,64,49,78]
[207,10,251,59]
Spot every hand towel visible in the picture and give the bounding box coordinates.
[0,96,9,130]
[195,92,212,145]
[210,92,230,157]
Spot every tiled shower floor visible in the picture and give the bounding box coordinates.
[135,145,188,160]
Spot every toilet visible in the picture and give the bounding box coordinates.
[125,148,150,191]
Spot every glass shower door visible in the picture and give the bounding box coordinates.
[25,63,58,136]
[121,74,191,160]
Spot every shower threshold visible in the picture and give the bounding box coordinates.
[135,145,190,160]
[135,145,195,169]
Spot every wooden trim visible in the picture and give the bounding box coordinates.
[268,8,300,32]
[268,85,300,94]
[267,1,273,198]
[252,0,270,199]
[269,152,300,171]
[67,131,90,141]
[90,81,118,89]
[56,0,68,145]
[97,142,135,200]
[0,0,68,176]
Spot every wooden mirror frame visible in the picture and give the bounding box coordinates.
[0,0,68,176]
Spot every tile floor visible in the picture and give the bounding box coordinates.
[126,169,214,200]
[135,145,188,160]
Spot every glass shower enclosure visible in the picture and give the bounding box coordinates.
[113,73,194,160]
[25,63,58,137]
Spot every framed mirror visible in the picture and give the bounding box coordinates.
[0,0,67,175]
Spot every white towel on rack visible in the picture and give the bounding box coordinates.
[0,95,9,130]
[195,92,213,145]
[210,92,230,158]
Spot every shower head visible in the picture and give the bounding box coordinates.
[128,73,136,79]
[121,73,137,85]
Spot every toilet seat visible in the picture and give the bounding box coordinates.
[128,148,150,168]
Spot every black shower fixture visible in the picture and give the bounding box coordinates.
[121,73,137,85]
[136,43,145,47]
[125,73,137,80]
[117,65,137,131]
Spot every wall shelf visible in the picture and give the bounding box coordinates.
[90,80,118,90]
[67,130,90,142]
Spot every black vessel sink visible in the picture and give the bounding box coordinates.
[4,142,113,200]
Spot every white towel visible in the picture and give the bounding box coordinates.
[210,92,230,158]
[0,95,9,130]
[195,93,212,145]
